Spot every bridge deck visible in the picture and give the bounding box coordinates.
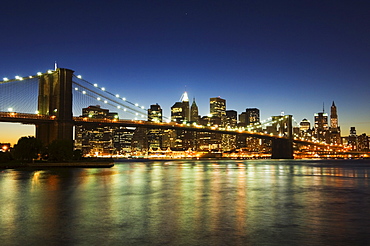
[0,111,342,149]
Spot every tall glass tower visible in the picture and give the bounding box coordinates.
[148,103,162,122]
[171,91,190,123]
[329,101,341,144]
[210,97,226,118]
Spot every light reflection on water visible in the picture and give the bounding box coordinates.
[1,159,370,245]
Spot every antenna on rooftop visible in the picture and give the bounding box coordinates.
[323,102,325,113]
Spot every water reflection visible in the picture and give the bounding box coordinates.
[1,159,370,245]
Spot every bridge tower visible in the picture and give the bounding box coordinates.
[36,68,74,145]
[270,115,294,159]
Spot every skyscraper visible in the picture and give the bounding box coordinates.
[190,98,199,123]
[225,110,237,128]
[82,105,118,119]
[330,101,338,128]
[314,112,328,142]
[148,103,163,122]
[357,133,369,151]
[348,127,357,150]
[239,108,260,127]
[300,119,311,131]
[210,97,226,118]
[181,91,190,121]
[224,110,237,150]
[299,118,312,140]
[147,104,163,148]
[170,92,192,150]
[75,105,127,156]
[171,102,186,123]
[208,97,226,151]
[171,91,190,123]
[246,108,260,125]
[237,108,261,149]
[329,101,341,144]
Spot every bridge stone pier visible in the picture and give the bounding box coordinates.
[271,138,293,159]
[269,115,294,159]
[36,68,74,145]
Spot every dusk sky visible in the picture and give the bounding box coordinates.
[1,0,370,144]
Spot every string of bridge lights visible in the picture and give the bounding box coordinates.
[72,81,146,119]
[1,70,149,119]
[1,71,46,113]
[72,74,148,118]
[1,69,56,83]
[0,72,301,126]
[1,70,339,146]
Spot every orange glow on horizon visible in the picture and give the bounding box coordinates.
[0,123,35,145]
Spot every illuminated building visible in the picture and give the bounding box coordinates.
[171,92,190,123]
[170,92,192,150]
[147,104,163,149]
[187,98,200,149]
[239,108,260,127]
[328,101,342,144]
[205,97,226,151]
[299,118,312,140]
[161,129,177,149]
[181,91,190,121]
[75,105,133,156]
[148,103,162,122]
[81,105,118,120]
[358,133,369,151]
[346,128,370,152]
[330,102,338,128]
[190,98,200,123]
[314,111,328,142]
[210,97,226,118]
[300,118,311,131]
[225,110,237,128]
[131,127,148,153]
[196,116,222,151]
[237,108,261,150]
[171,102,186,123]
[113,127,134,154]
[348,127,357,150]
[223,110,237,150]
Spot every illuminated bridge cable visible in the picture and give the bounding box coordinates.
[72,81,146,115]
[72,75,148,114]
[72,81,146,118]
[73,88,145,118]
[0,76,38,113]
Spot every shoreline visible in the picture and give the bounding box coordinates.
[0,161,114,169]
[2,157,369,169]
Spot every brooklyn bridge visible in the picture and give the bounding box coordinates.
[0,68,348,159]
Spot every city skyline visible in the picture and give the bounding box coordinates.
[1,0,370,143]
[0,85,364,146]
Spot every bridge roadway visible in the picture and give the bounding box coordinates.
[0,111,339,148]
[0,111,287,139]
[0,112,57,124]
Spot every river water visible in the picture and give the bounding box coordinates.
[1,159,370,246]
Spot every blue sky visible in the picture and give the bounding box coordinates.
[1,0,370,144]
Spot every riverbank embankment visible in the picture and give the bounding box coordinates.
[0,160,114,169]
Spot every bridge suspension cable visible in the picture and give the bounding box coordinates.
[72,81,146,118]
[0,76,38,114]
[72,75,148,119]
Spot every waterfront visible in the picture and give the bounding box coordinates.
[1,159,370,245]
